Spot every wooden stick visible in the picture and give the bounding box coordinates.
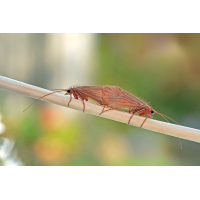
[0,75,200,143]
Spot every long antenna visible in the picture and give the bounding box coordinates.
[157,113,170,123]
[155,111,182,149]
[155,111,180,125]
[23,89,67,112]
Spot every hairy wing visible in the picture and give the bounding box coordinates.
[102,86,122,106]
[103,86,147,109]
[119,90,147,106]
[75,86,104,104]
[74,86,148,110]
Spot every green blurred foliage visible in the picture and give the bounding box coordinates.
[0,33,200,165]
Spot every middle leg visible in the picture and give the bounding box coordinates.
[82,100,85,112]
[128,109,145,125]
[140,116,148,128]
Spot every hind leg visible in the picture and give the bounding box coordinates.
[99,106,106,115]
[99,107,114,115]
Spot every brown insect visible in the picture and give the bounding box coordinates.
[24,85,179,128]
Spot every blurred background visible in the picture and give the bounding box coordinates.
[0,33,200,166]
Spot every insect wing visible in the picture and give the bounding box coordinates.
[119,90,146,107]
[103,86,145,109]
[75,86,104,104]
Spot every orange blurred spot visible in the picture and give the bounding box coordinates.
[39,107,70,132]
[96,135,130,165]
[34,136,69,164]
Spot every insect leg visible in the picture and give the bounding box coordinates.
[68,95,72,107]
[82,100,85,112]
[140,116,148,128]
[99,106,106,115]
[99,108,114,115]
[128,115,134,124]
[128,109,145,125]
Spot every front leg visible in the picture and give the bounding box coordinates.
[68,95,72,107]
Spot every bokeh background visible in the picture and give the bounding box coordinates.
[0,33,200,166]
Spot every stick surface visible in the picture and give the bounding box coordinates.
[0,75,200,143]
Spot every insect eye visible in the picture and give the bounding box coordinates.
[151,109,154,114]
[67,89,70,93]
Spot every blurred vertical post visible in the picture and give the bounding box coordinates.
[46,33,98,117]
[45,33,98,86]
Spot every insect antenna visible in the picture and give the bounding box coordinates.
[155,111,182,149]
[155,111,180,125]
[23,89,67,112]
[155,112,170,123]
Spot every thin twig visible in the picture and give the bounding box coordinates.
[0,75,200,143]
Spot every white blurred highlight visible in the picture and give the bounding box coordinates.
[0,113,23,166]
[0,137,23,166]
[0,114,6,134]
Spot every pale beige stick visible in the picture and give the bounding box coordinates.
[0,75,200,143]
